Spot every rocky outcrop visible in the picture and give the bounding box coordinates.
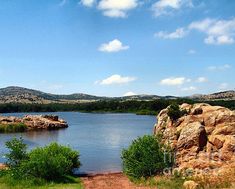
[0,114,68,131]
[154,103,235,174]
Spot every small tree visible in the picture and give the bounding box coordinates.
[121,135,173,179]
[167,104,187,121]
[5,137,28,168]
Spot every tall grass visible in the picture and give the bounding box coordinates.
[0,123,27,133]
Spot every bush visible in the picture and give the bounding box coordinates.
[167,104,187,121]
[5,138,28,168]
[22,142,80,181]
[121,135,173,179]
[4,138,80,182]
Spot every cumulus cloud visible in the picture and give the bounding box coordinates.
[189,18,235,45]
[155,27,187,39]
[152,0,193,17]
[123,91,137,96]
[196,77,207,83]
[96,74,136,85]
[181,86,197,91]
[207,64,231,71]
[81,0,96,7]
[155,18,235,45]
[98,39,129,52]
[160,77,190,86]
[97,0,138,18]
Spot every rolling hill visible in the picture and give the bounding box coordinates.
[0,86,234,104]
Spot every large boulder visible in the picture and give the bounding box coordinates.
[154,103,235,174]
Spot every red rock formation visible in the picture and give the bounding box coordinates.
[154,103,235,174]
[0,114,68,131]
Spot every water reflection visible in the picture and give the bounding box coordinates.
[0,112,155,173]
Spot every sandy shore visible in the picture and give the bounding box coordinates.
[81,172,155,189]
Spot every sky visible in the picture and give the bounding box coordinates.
[0,0,235,97]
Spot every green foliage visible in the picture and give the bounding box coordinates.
[0,99,234,115]
[0,99,196,114]
[4,138,80,184]
[136,110,158,115]
[0,174,83,189]
[156,176,185,189]
[24,143,80,181]
[5,138,28,168]
[0,123,27,133]
[121,135,173,179]
[167,104,187,121]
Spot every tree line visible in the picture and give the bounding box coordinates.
[0,99,234,114]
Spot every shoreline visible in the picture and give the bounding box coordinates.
[0,163,122,177]
[76,171,122,177]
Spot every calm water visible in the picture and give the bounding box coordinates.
[0,112,155,174]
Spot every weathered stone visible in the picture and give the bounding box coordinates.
[0,114,68,131]
[154,103,235,174]
[177,122,207,151]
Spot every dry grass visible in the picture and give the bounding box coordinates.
[192,167,235,189]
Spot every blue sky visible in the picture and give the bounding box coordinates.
[0,0,234,97]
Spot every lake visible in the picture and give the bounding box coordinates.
[0,112,156,174]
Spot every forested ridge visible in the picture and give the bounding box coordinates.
[0,99,234,115]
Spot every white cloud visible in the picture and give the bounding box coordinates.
[81,0,96,7]
[152,0,193,17]
[196,77,207,83]
[59,0,67,6]
[97,74,136,85]
[181,86,197,91]
[97,0,138,18]
[155,27,187,39]
[207,64,231,71]
[98,39,129,52]
[156,18,235,45]
[102,9,126,17]
[204,35,234,45]
[219,83,229,90]
[160,77,190,86]
[188,49,196,54]
[189,18,235,45]
[123,91,137,96]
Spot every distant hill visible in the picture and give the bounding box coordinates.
[189,90,235,101]
[0,86,102,104]
[0,86,234,104]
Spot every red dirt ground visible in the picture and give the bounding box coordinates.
[81,173,156,189]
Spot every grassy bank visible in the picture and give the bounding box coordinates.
[0,123,27,133]
[0,174,83,189]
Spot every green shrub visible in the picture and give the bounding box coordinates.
[4,138,80,182]
[167,104,187,121]
[22,142,80,181]
[121,135,173,179]
[5,138,28,168]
